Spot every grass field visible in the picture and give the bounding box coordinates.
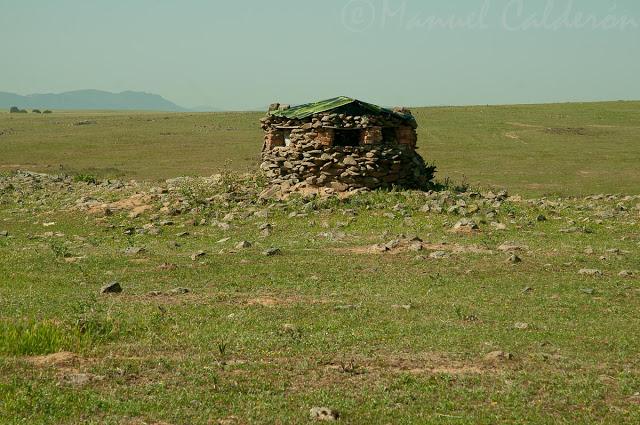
[1,101,639,196]
[0,101,639,424]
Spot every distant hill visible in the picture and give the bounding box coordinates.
[0,89,188,112]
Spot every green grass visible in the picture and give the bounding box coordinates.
[0,170,639,424]
[0,101,639,423]
[0,321,77,356]
[1,101,640,196]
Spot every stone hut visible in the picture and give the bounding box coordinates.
[260,96,434,193]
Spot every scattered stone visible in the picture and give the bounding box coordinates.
[74,120,97,126]
[498,241,528,252]
[334,304,360,310]
[60,372,104,386]
[452,219,479,233]
[578,268,602,276]
[490,222,507,230]
[100,281,122,294]
[584,246,594,255]
[384,239,401,250]
[429,251,449,259]
[513,322,529,330]
[235,240,252,249]
[309,407,340,422]
[391,304,412,310]
[217,237,231,244]
[618,270,634,277]
[176,231,190,237]
[123,246,145,256]
[167,287,190,295]
[581,288,596,295]
[282,323,298,333]
[408,242,423,252]
[484,351,513,362]
[506,254,522,264]
[263,247,281,256]
[0,230,8,237]
[521,286,534,293]
[536,214,547,222]
[191,250,206,260]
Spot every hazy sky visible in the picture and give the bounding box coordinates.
[1,0,639,109]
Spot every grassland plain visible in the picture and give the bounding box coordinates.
[1,101,639,196]
[0,170,639,424]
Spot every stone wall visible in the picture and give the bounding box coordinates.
[260,139,434,192]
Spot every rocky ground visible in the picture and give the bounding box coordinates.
[1,170,639,424]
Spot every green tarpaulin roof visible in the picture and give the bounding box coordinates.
[268,96,414,122]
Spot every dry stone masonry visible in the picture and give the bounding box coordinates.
[259,97,435,194]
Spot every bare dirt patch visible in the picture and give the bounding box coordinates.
[327,353,487,376]
[26,351,79,368]
[243,294,328,307]
[78,193,157,217]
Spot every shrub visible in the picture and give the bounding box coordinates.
[9,106,27,114]
[73,174,98,184]
[32,109,41,114]
[43,110,52,114]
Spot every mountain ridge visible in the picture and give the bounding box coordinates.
[0,89,190,112]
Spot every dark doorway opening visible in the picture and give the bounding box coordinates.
[382,127,397,144]
[334,129,361,147]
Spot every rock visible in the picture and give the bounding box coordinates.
[452,219,478,233]
[506,254,522,264]
[498,241,528,252]
[176,231,190,237]
[484,351,513,362]
[100,281,122,294]
[123,246,145,256]
[191,250,206,260]
[263,247,281,256]
[618,270,634,277]
[384,239,401,250]
[309,407,339,421]
[536,214,547,222]
[235,240,252,249]
[490,222,507,230]
[342,156,358,166]
[261,226,272,237]
[391,304,412,310]
[60,372,104,386]
[282,323,298,333]
[513,322,529,330]
[408,242,423,252]
[167,287,190,295]
[579,268,602,276]
[0,230,8,237]
[429,251,449,259]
